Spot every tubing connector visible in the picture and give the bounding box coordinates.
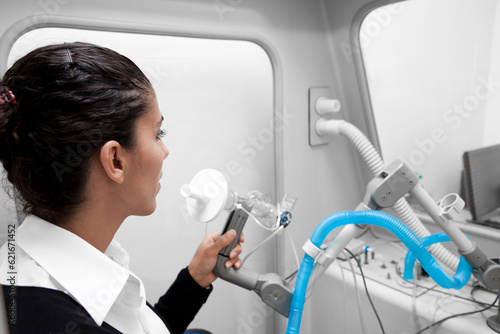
[214,208,293,317]
[308,87,344,146]
[315,97,341,115]
[279,211,292,228]
[315,118,341,137]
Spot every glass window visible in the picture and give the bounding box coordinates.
[361,0,500,199]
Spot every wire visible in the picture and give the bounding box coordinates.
[344,250,368,334]
[240,226,283,265]
[277,226,301,283]
[399,275,498,308]
[284,269,298,282]
[287,228,301,274]
[414,290,499,334]
[469,285,489,321]
[236,203,279,231]
[344,248,386,334]
[470,283,499,308]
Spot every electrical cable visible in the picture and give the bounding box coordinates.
[470,283,499,308]
[236,201,285,264]
[468,285,491,320]
[344,248,386,334]
[240,226,283,265]
[414,291,499,334]
[452,285,488,320]
[236,203,279,231]
[284,269,298,282]
[400,275,498,308]
[287,228,301,273]
[344,250,368,334]
[282,229,301,283]
[468,288,489,320]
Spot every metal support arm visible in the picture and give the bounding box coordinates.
[213,207,293,317]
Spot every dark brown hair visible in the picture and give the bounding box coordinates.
[0,42,153,224]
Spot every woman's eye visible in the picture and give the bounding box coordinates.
[156,129,166,140]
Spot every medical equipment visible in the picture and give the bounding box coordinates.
[214,206,294,317]
[315,117,460,270]
[326,159,500,332]
[182,160,500,333]
[313,118,500,331]
[180,168,295,229]
[288,211,474,334]
[180,169,296,317]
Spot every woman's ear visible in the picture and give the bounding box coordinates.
[99,141,126,184]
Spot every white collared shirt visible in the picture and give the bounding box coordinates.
[0,215,170,334]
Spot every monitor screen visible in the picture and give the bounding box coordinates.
[463,144,500,224]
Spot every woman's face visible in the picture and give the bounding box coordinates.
[123,94,169,215]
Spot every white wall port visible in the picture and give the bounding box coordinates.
[309,87,343,146]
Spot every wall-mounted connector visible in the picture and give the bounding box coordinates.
[308,87,342,146]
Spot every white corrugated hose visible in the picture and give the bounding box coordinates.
[316,119,459,270]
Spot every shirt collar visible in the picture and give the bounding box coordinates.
[17,215,132,326]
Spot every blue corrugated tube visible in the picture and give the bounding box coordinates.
[286,211,473,334]
[403,231,471,288]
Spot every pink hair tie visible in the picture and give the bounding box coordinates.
[0,91,18,105]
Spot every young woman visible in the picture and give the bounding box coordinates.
[0,42,243,334]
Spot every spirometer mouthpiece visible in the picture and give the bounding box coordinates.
[180,169,228,223]
[180,184,209,204]
[182,169,297,228]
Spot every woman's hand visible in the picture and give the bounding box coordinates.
[188,229,244,288]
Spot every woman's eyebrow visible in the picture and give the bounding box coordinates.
[157,116,164,126]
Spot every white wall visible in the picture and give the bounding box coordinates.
[363,0,500,199]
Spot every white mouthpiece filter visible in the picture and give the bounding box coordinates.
[181,169,228,223]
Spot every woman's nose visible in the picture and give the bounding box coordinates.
[160,140,169,160]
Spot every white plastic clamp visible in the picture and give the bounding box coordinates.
[302,239,332,265]
[437,193,465,222]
